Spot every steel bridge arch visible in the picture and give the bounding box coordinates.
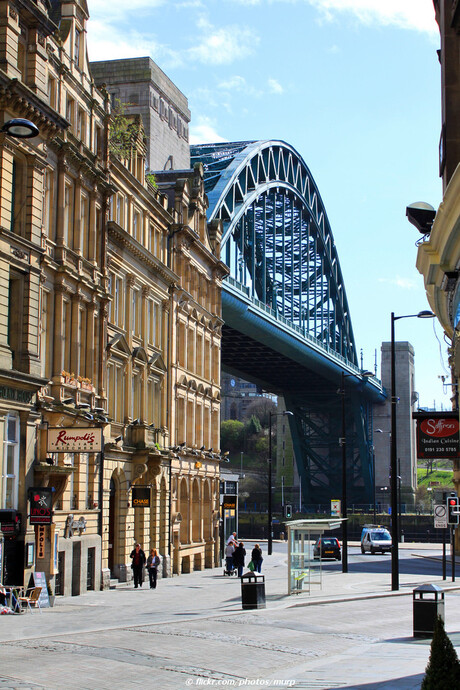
[191,140,357,366]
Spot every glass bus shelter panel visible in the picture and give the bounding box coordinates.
[288,527,322,595]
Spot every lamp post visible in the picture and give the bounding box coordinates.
[339,370,373,574]
[390,310,435,590]
[268,410,293,555]
[1,118,39,139]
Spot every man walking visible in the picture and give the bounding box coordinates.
[130,543,146,588]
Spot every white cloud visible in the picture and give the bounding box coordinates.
[187,17,259,64]
[230,0,437,34]
[268,78,283,94]
[378,276,418,290]
[308,0,437,34]
[190,116,227,144]
[87,21,162,62]
[218,76,248,91]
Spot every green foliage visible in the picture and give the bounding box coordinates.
[417,468,454,489]
[245,414,262,436]
[109,99,136,160]
[220,419,245,452]
[421,616,460,689]
[146,172,157,189]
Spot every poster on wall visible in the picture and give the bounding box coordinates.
[413,411,460,459]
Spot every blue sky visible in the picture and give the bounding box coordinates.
[87,0,451,409]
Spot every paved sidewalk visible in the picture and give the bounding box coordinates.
[0,541,458,689]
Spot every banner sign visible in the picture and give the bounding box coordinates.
[29,488,53,525]
[47,427,103,453]
[413,412,460,459]
[132,487,150,508]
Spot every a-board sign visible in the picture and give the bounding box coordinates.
[30,571,50,608]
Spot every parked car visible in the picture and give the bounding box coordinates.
[360,524,392,554]
[313,537,341,561]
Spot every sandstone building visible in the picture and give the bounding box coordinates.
[0,0,227,596]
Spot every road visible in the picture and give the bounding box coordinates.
[0,542,458,690]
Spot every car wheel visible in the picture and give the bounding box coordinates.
[361,546,365,554]
[370,547,375,555]
[337,554,341,561]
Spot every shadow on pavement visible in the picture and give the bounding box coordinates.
[338,674,424,689]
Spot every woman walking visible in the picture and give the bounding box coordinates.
[147,549,161,589]
[251,544,263,573]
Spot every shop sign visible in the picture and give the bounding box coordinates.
[222,495,237,510]
[414,412,460,459]
[37,526,46,558]
[29,488,53,525]
[132,487,150,508]
[0,509,21,534]
[47,427,103,453]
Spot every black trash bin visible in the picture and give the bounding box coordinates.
[413,583,445,637]
[240,572,266,610]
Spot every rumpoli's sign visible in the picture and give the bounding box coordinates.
[47,427,103,453]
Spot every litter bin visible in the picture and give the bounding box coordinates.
[240,572,266,610]
[413,583,444,637]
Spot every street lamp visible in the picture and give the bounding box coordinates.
[390,310,435,590]
[268,410,293,555]
[1,118,39,139]
[339,370,373,573]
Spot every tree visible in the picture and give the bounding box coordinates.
[220,419,244,453]
[421,615,460,689]
[109,99,138,160]
[244,398,277,427]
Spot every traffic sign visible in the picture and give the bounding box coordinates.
[434,503,448,529]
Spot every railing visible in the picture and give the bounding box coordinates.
[225,276,375,380]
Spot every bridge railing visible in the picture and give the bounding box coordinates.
[225,275,364,377]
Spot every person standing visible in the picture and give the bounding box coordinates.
[232,541,246,577]
[147,549,161,589]
[130,543,146,588]
[251,543,263,573]
[225,540,235,573]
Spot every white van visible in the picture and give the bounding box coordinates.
[360,524,392,554]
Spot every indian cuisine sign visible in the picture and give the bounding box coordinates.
[414,412,460,459]
[47,427,103,453]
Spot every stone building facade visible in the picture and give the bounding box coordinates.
[90,57,191,173]
[416,1,460,547]
[0,0,227,596]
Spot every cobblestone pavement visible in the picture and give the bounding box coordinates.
[0,543,458,690]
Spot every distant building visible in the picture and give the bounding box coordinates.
[90,56,191,172]
[221,373,276,421]
[373,342,418,509]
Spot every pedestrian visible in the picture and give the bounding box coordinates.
[226,531,238,545]
[251,543,263,573]
[225,540,235,573]
[130,543,146,588]
[146,548,161,589]
[232,541,246,577]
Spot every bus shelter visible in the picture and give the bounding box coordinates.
[287,519,346,595]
